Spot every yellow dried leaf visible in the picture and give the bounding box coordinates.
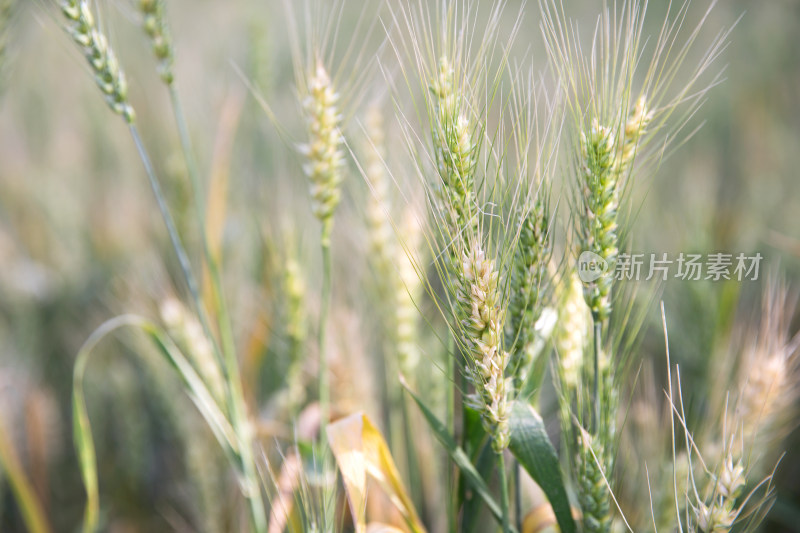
[367,524,408,533]
[523,503,558,533]
[327,413,427,533]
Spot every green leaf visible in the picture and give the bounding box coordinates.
[463,439,497,533]
[460,407,493,533]
[401,379,518,533]
[72,315,239,533]
[508,401,575,533]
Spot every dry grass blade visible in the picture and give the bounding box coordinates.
[328,412,427,533]
[0,418,52,533]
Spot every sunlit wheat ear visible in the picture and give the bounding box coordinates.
[137,0,174,85]
[299,61,345,247]
[557,272,591,392]
[363,103,393,276]
[282,254,309,413]
[457,243,510,451]
[666,362,774,533]
[733,282,800,448]
[61,0,135,123]
[541,0,733,318]
[695,449,746,533]
[394,206,424,383]
[617,96,653,175]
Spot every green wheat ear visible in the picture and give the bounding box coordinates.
[578,118,618,321]
[577,430,612,533]
[507,199,551,384]
[138,0,174,85]
[61,0,135,123]
[431,55,478,246]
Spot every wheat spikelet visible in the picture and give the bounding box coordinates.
[617,96,652,174]
[138,0,174,85]
[299,61,344,247]
[394,207,423,383]
[578,118,618,320]
[577,430,612,533]
[160,297,226,405]
[696,450,746,533]
[457,244,510,451]
[285,257,308,356]
[430,56,477,245]
[507,200,551,384]
[556,273,591,390]
[363,103,393,276]
[282,255,308,414]
[733,284,799,446]
[61,0,135,122]
[738,353,786,440]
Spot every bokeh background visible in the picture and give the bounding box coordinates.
[0,0,798,531]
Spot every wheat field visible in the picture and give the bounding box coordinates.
[0,1,798,532]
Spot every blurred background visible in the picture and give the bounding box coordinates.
[0,0,798,531]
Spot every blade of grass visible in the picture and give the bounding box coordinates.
[72,315,242,533]
[0,419,52,533]
[401,378,518,532]
[508,401,575,533]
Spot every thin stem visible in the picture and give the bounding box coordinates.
[593,317,602,433]
[498,451,510,533]
[514,461,521,532]
[512,375,521,532]
[168,84,204,215]
[129,125,202,312]
[446,334,455,438]
[447,335,457,533]
[319,241,332,435]
[401,396,422,512]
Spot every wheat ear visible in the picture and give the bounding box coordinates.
[300,61,345,248]
[457,244,510,452]
[61,0,134,123]
[137,0,174,85]
[507,200,551,386]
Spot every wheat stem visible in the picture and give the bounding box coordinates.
[130,125,201,311]
[593,317,602,433]
[498,452,510,533]
[168,85,204,215]
[513,462,522,532]
[401,394,422,512]
[319,241,332,434]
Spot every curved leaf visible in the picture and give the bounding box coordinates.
[508,401,575,533]
[401,380,518,533]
